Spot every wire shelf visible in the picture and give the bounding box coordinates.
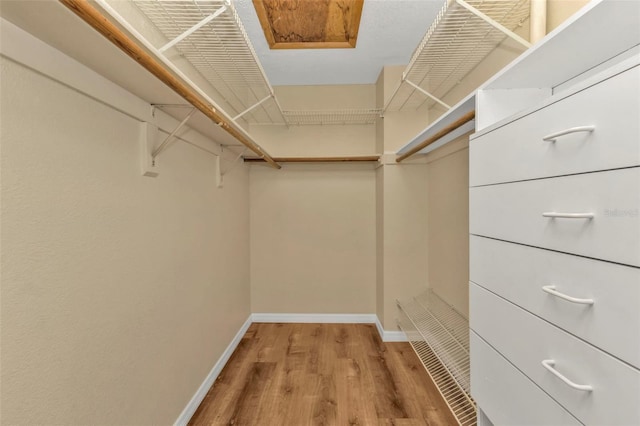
[385,0,531,112]
[282,109,382,126]
[131,0,285,125]
[397,289,476,426]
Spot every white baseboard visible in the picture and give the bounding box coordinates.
[251,313,378,324]
[375,316,408,342]
[251,313,407,342]
[381,330,408,342]
[174,315,252,426]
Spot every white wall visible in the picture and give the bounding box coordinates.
[0,53,251,424]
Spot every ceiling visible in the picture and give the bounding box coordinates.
[0,0,443,88]
[234,0,443,86]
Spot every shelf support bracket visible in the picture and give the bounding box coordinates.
[232,95,273,122]
[455,0,532,48]
[404,80,452,110]
[159,5,228,53]
[216,147,247,188]
[223,147,248,176]
[152,108,196,160]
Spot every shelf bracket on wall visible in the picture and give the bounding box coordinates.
[152,108,196,161]
[216,147,247,188]
[139,121,160,177]
[404,79,452,110]
[455,0,532,49]
[158,4,228,53]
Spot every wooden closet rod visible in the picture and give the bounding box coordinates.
[396,110,476,163]
[59,0,281,170]
[244,156,380,163]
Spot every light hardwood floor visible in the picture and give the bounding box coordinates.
[189,323,455,425]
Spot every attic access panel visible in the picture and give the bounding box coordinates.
[253,0,364,49]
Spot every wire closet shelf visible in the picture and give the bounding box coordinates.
[385,0,531,113]
[397,289,476,426]
[98,0,380,127]
[130,0,285,125]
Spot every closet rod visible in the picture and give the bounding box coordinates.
[59,0,281,170]
[396,111,476,163]
[244,156,380,163]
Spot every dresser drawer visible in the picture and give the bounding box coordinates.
[471,331,581,426]
[470,65,640,186]
[470,235,640,368]
[470,283,640,425]
[469,167,640,267]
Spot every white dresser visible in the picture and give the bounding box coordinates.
[469,52,640,425]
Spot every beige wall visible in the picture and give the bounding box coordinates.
[379,165,430,329]
[426,138,470,316]
[250,124,376,157]
[249,164,376,313]
[248,84,377,315]
[0,57,251,424]
[547,0,591,32]
[250,84,377,157]
[376,66,431,330]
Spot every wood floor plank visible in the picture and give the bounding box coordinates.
[188,323,457,426]
[366,351,410,419]
[384,343,457,425]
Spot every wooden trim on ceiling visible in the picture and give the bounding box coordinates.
[253,0,364,50]
[270,41,355,50]
[347,0,364,48]
[253,0,277,47]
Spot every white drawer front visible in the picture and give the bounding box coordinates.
[469,167,640,267]
[470,65,640,186]
[470,236,640,368]
[470,283,640,425]
[471,331,581,426]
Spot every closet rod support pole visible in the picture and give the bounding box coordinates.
[152,109,196,159]
[396,110,475,163]
[405,80,451,110]
[530,0,547,43]
[455,0,532,48]
[232,95,272,121]
[159,6,227,53]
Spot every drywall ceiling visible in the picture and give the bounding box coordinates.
[234,0,443,86]
[1,0,442,89]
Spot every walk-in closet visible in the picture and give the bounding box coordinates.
[1,0,638,424]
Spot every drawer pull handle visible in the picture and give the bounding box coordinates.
[542,360,593,391]
[542,285,594,305]
[543,126,595,142]
[542,212,594,219]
